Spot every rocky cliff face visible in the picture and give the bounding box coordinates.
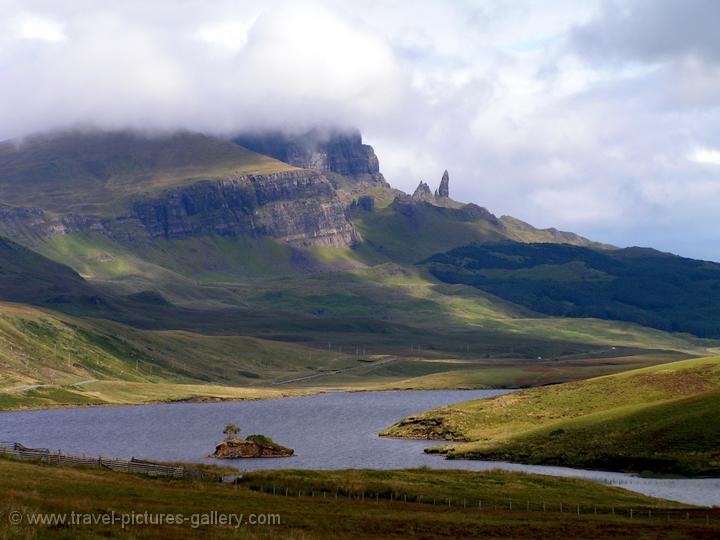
[131,170,356,247]
[0,130,361,249]
[0,169,357,248]
[234,129,388,187]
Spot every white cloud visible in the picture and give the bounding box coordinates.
[17,14,66,42]
[195,19,256,53]
[691,148,720,165]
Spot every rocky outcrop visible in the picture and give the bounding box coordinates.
[380,411,467,441]
[211,439,294,459]
[233,129,388,187]
[0,170,358,249]
[412,181,434,202]
[458,203,503,227]
[131,170,357,247]
[437,170,450,198]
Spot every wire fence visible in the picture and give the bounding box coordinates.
[2,440,718,527]
[241,482,720,526]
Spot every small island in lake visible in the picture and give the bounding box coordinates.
[210,424,294,459]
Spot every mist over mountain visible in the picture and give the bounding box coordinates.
[3,1,720,260]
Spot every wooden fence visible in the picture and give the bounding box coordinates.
[0,442,188,478]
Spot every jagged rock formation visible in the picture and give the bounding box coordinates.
[412,181,434,202]
[0,129,608,265]
[438,170,450,198]
[234,129,388,187]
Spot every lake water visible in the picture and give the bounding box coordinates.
[1,390,718,506]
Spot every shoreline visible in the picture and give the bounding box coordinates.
[0,383,509,413]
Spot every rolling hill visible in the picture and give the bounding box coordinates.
[382,356,720,476]
[1,128,719,410]
[422,242,720,337]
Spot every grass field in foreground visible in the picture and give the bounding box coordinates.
[1,458,718,539]
[382,356,720,476]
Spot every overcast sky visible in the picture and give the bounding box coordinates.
[2,0,719,260]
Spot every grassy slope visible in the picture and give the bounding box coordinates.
[1,232,716,410]
[422,242,720,337]
[328,353,690,391]
[2,458,717,540]
[382,356,720,475]
[0,131,295,214]
[347,195,606,267]
[1,134,718,407]
[0,301,360,410]
[0,236,93,305]
[16,229,708,364]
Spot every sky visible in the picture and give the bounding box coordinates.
[1,0,720,260]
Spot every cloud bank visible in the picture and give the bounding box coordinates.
[1,0,719,260]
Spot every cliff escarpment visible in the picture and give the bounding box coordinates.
[234,129,388,187]
[131,170,357,247]
[0,132,358,248]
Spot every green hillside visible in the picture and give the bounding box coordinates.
[3,458,712,540]
[0,131,295,214]
[0,300,358,409]
[1,129,719,411]
[0,235,97,305]
[349,198,606,266]
[382,356,720,476]
[423,242,720,337]
[1,226,717,411]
